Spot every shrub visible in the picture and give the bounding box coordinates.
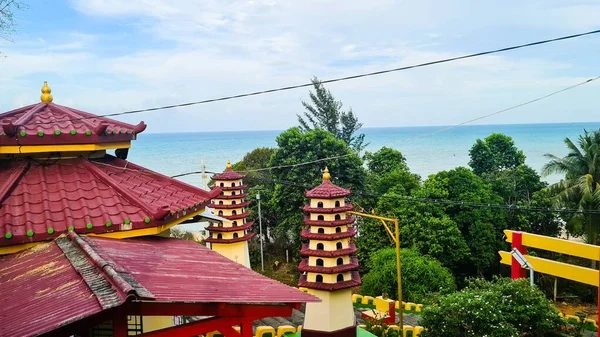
[420,278,565,337]
[361,248,455,303]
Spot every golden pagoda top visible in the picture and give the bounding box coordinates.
[226,160,232,170]
[323,167,331,181]
[41,81,53,103]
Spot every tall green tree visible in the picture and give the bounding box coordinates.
[1,1,25,43]
[543,129,600,244]
[298,77,366,151]
[469,133,525,176]
[269,127,366,252]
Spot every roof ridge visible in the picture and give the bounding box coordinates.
[0,161,30,208]
[51,103,97,131]
[82,157,169,221]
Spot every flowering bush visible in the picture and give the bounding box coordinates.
[420,278,565,337]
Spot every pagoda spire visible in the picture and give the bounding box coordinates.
[205,161,254,268]
[40,81,53,103]
[299,168,361,336]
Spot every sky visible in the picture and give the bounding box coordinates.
[0,0,599,133]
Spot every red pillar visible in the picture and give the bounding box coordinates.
[240,322,253,337]
[113,313,128,337]
[511,232,528,279]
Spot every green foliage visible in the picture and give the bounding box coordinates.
[363,315,401,337]
[543,129,600,244]
[469,133,525,176]
[298,77,366,151]
[269,127,366,252]
[420,278,565,337]
[361,248,456,303]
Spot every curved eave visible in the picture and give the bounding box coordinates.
[220,212,251,220]
[303,217,355,227]
[303,204,353,214]
[300,228,356,240]
[298,272,361,291]
[205,232,255,244]
[206,221,254,232]
[210,201,251,209]
[300,243,357,257]
[214,193,250,200]
[297,257,359,274]
[211,184,248,191]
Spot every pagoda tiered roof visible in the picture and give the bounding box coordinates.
[215,192,250,200]
[300,227,356,240]
[297,256,359,274]
[305,168,351,199]
[300,243,358,257]
[206,221,254,232]
[212,184,248,191]
[303,216,355,227]
[205,232,255,244]
[303,203,353,213]
[220,211,252,220]
[298,271,362,291]
[210,201,252,209]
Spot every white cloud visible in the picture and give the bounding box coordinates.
[0,0,599,132]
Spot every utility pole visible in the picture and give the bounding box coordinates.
[200,158,208,190]
[257,192,265,272]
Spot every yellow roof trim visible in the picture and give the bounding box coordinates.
[0,142,131,154]
[0,207,206,255]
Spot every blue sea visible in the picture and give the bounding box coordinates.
[126,123,600,187]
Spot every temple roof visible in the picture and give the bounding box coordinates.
[212,160,246,181]
[0,102,146,146]
[305,168,351,199]
[0,155,220,248]
[0,233,319,337]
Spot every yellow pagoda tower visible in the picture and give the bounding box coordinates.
[298,167,361,337]
[206,161,254,267]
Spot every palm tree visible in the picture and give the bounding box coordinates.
[542,129,600,245]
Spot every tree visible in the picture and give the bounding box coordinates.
[469,133,525,176]
[1,1,25,43]
[269,127,366,252]
[543,129,600,244]
[420,278,565,337]
[298,77,366,151]
[361,248,455,304]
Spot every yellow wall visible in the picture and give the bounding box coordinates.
[310,226,348,234]
[210,230,246,240]
[308,239,349,250]
[308,256,349,267]
[214,207,246,217]
[310,198,345,208]
[307,271,350,283]
[214,197,244,206]
[304,289,354,332]
[211,241,251,268]
[215,178,243,188]
[142,316,173,333]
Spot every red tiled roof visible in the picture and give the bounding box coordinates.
[305,180,351,199]
[300,243,357,257]
[212,169,245,181]
[205,232,255,244]
[210,201,252,209]
[206,221,254,232]
[0,103,146,146]
[298,271,361,291]
[303,216,355,227]
[303,204,353,214]
[0,233,318,337]
[0,155,220,247]
[300,228,356,240]
[297,257,359,274]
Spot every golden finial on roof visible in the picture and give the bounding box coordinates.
[40,81,53,103]
[323,167,331,181]
[226,160,232,170]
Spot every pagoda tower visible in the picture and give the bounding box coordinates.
[298,167,361,337]
[206,161,254,267]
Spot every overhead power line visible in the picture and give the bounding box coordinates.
[169,75,599,177]
[24,28,600,126]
